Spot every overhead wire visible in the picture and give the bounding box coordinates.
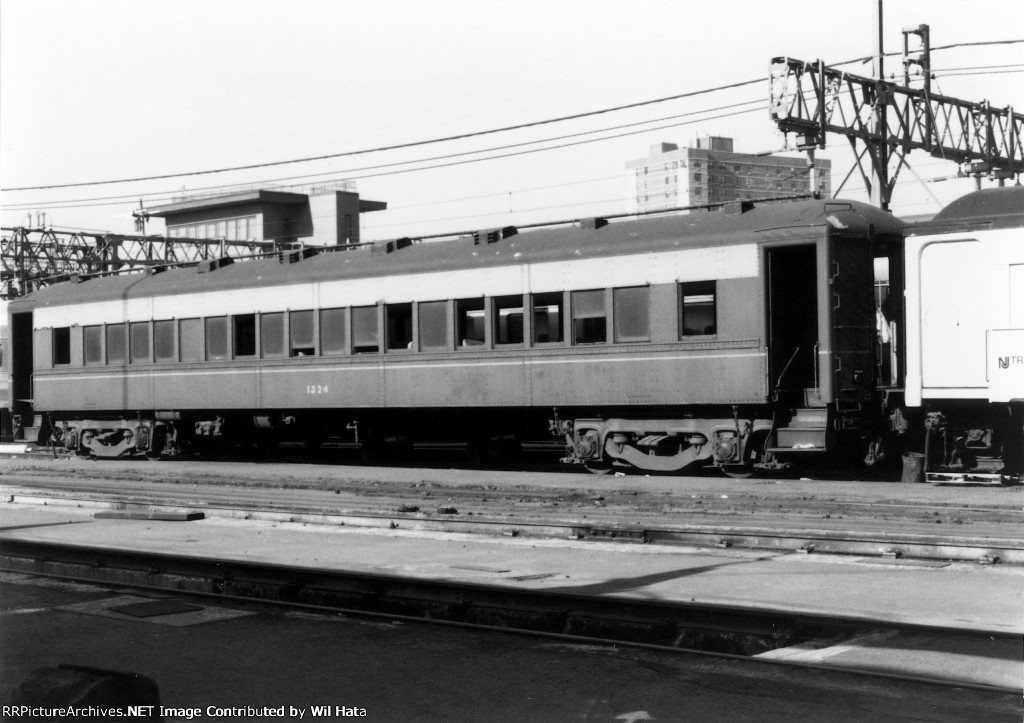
[389,174,627,211]
[830,38,1024,68]
[3,40,1021,235]
[365,195,633,231]
[4,38,1022,200]
[933,68,1024,78]
[2,97,766,212]
[5,38,1023,196]
[1,78,765,192]
[14,53,1017,217]
[4,75,1007,227]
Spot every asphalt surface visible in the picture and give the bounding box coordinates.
[2,575,1021,723]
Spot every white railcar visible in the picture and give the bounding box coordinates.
[903,187,1024,478]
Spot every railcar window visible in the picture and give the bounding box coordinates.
[233,314,256,358]
[154,320,175,362]
[106,324,127,364]
[320,308,347,355]
[84,325,103,366]
[613,287,650,342]
[52,327,71,366]
[532,292,563,344]
[179,319,204,362]
[572,290,607,345]
[352,306,379,354]
[418,301,448,351]
[493,295,524,345]
[205,317,229,361]
[386,303,413,351]
[680,281,717,336]
[289,310,315,356]
[260,313,285,358]
[129,322,151,364]
[456,298,485,348]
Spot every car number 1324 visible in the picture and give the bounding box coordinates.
[306,385,329,395]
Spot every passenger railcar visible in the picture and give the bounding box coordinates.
[902,187,1024,479]
[6,197,906,474]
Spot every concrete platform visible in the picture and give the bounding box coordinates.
[1,502,1022,691]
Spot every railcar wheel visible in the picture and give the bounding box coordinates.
[464,438,486,468]
[486,434,521,466]
[583,461,614,475]
[465,434,520,467]
[303,423,329,450]
[383,435,414,466]
[144,423,167,460]
[77,429,97,457]
[719,431,769,479]
[360,436,386,465]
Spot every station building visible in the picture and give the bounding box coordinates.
[626,136,832,213]
[149,180,387,250]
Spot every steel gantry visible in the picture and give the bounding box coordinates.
[769,28,1023,209]
[0,226,274,299]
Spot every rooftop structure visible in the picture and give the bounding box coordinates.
[150,180,387,249]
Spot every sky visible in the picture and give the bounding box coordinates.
[1,0,1022,240]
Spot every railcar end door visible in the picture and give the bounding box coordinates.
[766,245,819,400]
[830,236,876,410]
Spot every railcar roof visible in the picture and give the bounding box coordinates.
[905,186,1024,235]
[16,197,900,309]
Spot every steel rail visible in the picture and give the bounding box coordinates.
[4,486,1023,564]
[0,537,1018,696]
[5,468,1023,516]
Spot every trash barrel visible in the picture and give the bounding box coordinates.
[901,452,925,483]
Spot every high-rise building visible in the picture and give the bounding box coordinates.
[626,136,831,213]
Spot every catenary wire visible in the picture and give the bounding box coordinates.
[0,78,765,192]
[1,98,766,212]
[5,38,1022,193]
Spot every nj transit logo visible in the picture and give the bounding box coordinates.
[999,355,1024,369]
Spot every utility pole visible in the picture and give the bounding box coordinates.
[871,0,889,210]
[132,199,150,235]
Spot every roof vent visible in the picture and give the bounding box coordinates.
[473,226,517,245]
[197,257,234,274]
[579,217,608,230]
[723,201,755,215]
[279,247,320,264]
[372,237,413,256]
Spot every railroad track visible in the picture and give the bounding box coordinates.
[3,478,1023,564]
[1,536,1019,696]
